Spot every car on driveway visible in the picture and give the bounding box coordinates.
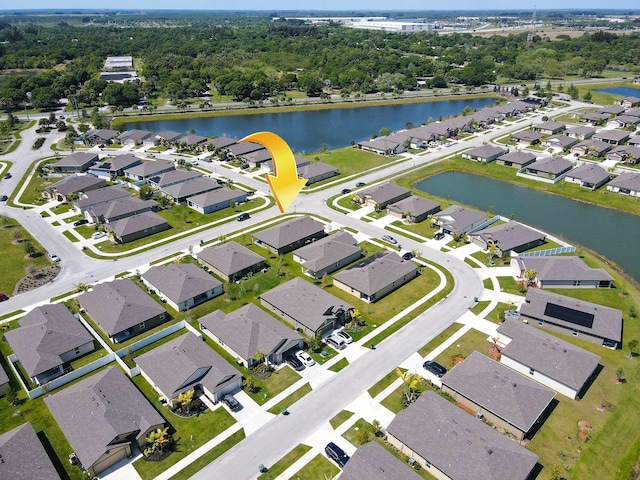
[74,219,89,227]
[240,163,250,170]
[434,232,445,241]
[222,394,241,412]
[285,354,305,371]
[423,360,447,378]
[401,252,414,260]
[295,350,316,367]
[325,442,350,467]
[336,330,353,344]
[382,235,397,244]
[355,182,366,187]
[236,213,250,222]
[48,253,61,262]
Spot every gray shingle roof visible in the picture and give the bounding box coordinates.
[340,442,422,480]
[148,169,201,188]
[88,197,157,222]
[357,137,402,152]
[87,129,119,141]
[535,121,565,131]
[0,422,62,480]
[124,160,175,178]
[512,130,545,142]
[0,362,8,386]
[44,174,105,196]
[497,319,601,391]
[472,222,545,252]
[79,278,167,336]
[438,205,486,233]
[386,391,538,480]
[253,217,326,250]
[387,196,440,217]
[333,251,417,297]
[180,134,208,145]
[357,183,411,205]
[294,231,361,273]
[118,129,152,142]
[161,178,219,199]
[464,145,506,158]
[525,156,574,175]
[74,186,131,210]
[565,163,610,185]
[566,126,595,137]
[142,263,221,305]
[442,351,555,433]
[609,171,640,191]
[298,162,339,179]
[520,288,622,342]
[260,277,354,332]
[199,304,302,361]
[134,332,240,398]
[157,131,183,142]
[54,152,98,169]
[208,136,237,149]
[598,105,625,115]
[93,154,141,173]
[515,256,613,284]
[197,241,265,278]
[593,129,630,142]
[608,145,640,159]
[573,139,611,155]
[45,367,165,472]
[108,211,168,238]
[5,304,93,377]
[545,134,578,148]
[187,187,247,208]
[227,142,264,156]
[497,151,536,165]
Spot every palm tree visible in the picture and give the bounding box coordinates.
[396,368,424,407]
[524,268,537,286]
[145,427,171,456]
[177,390,195,415]
[487,243,500,265]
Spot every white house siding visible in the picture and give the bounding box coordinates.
[174,285,223,312]
[386,434,448,480]
[89,446,130,477]
[203,377,242,403]
[607,185,640,197]
[500,355,578,399]
[139,368,171,404]
[199,327,248,367]
[59,341,95,363]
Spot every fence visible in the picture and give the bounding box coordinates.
[468,215,501,234]
[516,246,577,257]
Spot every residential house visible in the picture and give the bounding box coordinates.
[357,137,405,155]
[141,263,223,312]
[496,151,537,169]
[543,134,578,150]
[519,288,622,348]
[252,216,327,255]
[178,134,208,150]
[511,130,545,146]
[565,125,596,140]
[628,135,640,146]
[107,211,169,244]
[0,423,62,480]
[436,205,487,236]
[79,278,168,343]
[606,171,640,196]
[298,162,339,185]
[161,178,220,204]
[570,139,612,157]
[52,152,99,173]
[147,169,202,190]
[520,156,574,181]
[197,241,266,282]
[606,145,640,164]
[609,115,640,129]
[207,136,237,152]
[45,367,166,477]
[470,221,545,256]
[405,126,437,144]
[387,196,440,223]
[5,304,95,386]
[617,96,640,108]
[0,363,8,396]
[387,131,426,149]
[86,197,157,224]
[200,304,304,368]
[124,160,176,182]
[625,108,640,119]
[117,129,156,147]
[260,277,354,336]
[293,231,362,279]
[245,148,272,169]
[511,255,613,289]
[592,129,630,146]
[470,108,503,126]
[461,144,506,163]
[354,183,412,209]
[386,391,539,480]
[333,251,418,303]
[84,129,119,146]
[187,187,248,214]
[263,155,310,174]
[563,163,611,190]
[598,105,626,116]
[73,186,131,214]
[135,332,242,405]
[497,319,601,399]
[581,111,611,125]
[534,121,566,135]
[156,131,183,145]
[340,442,422,480]
[42,174,106,201]
[226,142,265,159]
[441,351,555,440]
[90,154,142,178]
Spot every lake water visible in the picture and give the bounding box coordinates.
[416,171,640,281]
[128,97,496,153]
[596,87,640,97]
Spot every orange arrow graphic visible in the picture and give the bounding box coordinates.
[239,131,306,213]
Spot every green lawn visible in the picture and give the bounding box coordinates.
[496,276,526,295]
[417,324,464,357]
[342,418,375,447]
[380,384,405,414]
[328,357,349,372]
[18,171,57,205]
[484,302,515,323]
[329,410,354,429]
[0,219,51,294]
[368,368,405,398]
[132,376,237,480]
[302,146,396,176]
[470,300,491,315]
[483,277,494,289]
[433,328,492,369]
[287,454,340,480]
[267,382,312,414]
[258,444,311,480]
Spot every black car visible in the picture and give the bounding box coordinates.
[240,163,250,170]
[325,442,350,467]
[434,232,445,240]
[341,188,352,195]
[74,219,89,227]
[0,195,7,202]
[3,173,11,180]
[423,360,447,378]
[355,182,366,187]
[285,354,305,371]
[401,252,414,261]
[222,394,241,412]
[236,213,250,222]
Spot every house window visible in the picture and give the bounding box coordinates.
[74,347,81,354]
[139,322,145,329]
[573,280,581,286]
[425,461,431,468]
[529,368,535,375]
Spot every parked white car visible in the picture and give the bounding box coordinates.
[92,231,107,240]
[336,330,353,344]
[295,350,316,367]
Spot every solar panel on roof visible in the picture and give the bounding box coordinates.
[544,302,594,329]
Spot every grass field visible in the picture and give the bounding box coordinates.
[287,454,340,480]
[258,444,311,480]
[303,146,396,176]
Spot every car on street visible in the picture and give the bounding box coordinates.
[325,442,350,467]
[246,190,255,196]
[355,182,366,187]
[222,394,241,412]
[423,360,447,378]
[48,253,61,262]
[74,219,89,226]
[401,252,414,260]
[0,293,9,302]
[285,354,305,371]
[434,232,445,241]
[0,195,7,202]
[341,188,351,195]
[382,234,397,244]
[236,213,250,222]
[336,330,353,344]
[3,173,11,179]
[295,350,316,367]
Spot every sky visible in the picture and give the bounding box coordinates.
[4,1,640,11]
